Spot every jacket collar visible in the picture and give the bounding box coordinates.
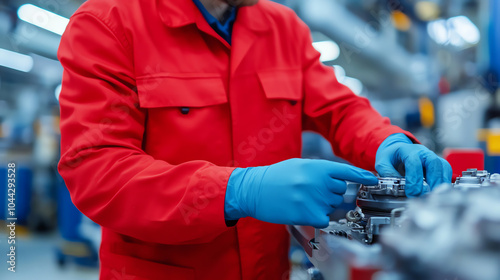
[156,0,270,33]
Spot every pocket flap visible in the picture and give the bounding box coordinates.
[137,74,227,108]
[258,69,303,100]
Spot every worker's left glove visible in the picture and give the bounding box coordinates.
[375,133,452,197]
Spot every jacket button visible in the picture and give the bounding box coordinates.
[180,107,190,115]
[289,100,297,106]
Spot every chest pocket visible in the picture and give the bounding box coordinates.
[252,69,304,162]
[135,74,230,162]
[136,74,228,110]
[258,69,303,105]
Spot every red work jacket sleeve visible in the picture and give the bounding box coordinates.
[57,12,235,245]
[298,22,418,171]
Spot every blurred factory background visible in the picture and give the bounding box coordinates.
[0,0,498,279]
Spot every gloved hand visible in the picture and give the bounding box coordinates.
[375,133,452,197]
[225,158,378,228]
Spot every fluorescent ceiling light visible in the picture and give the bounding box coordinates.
[448,16,480,45]
[0,48,34,72]
[333,65,346,81]
[332,65,363,95]
[313,40,340,62]
[55,84,62,101]
[427,19,448,45]
[427,16,480,47]
[17,4,69,36]
[341,77,363,96]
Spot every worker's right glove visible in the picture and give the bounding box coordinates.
[224,158,378,228]
[375,133,452,197]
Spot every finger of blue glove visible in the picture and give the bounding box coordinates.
[422,154,453,189]
[441,158,453,183]
[325,182,346,206]
[324,178,348,195]
[423,153,443,189]
[375,159,402,178]
[403,151,425,197]
[310,214,330,229]
[375,133,412,178]
[322,161,379,186]
[289,197,333,228]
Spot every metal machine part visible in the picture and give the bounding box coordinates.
[356,177,408,214]
[331,209,400,245]
[454,168,500,188]
[290,224,384,280]
[291,169,500,280]
[382,185,500,280]
[454,168,490,188]
[321,170,500,247]
[325,177,413,245]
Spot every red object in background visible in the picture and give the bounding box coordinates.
[443,149,484,182]
[438,77,451,95]
[350,267,379,280]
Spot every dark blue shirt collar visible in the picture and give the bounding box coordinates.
[192,0,237,44]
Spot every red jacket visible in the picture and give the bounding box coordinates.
[57,0,415,279]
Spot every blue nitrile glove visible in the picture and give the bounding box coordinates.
[225,158,378,228]
[375,133,452,197]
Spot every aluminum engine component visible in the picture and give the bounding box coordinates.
[454,168,490,188]
[291,169,500,280]
[454,168,500,188]
[356,177,408,214]
[381,185,500,280]
[352,177,410,244]
[330,178,413,245]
